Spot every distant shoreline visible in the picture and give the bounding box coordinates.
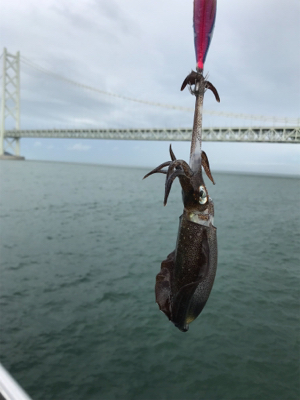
[1,158,299,179]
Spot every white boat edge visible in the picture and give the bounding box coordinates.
[0,364,33,400]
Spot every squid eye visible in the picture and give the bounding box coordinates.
[199,185,207,205]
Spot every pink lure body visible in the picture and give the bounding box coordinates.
[193,0,217,71]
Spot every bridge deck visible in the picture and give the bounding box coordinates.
[5,126,300,143]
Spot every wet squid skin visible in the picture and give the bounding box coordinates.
[143,141,218,332]
[157,207,217,332]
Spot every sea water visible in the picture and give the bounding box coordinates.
[0,160,299,400]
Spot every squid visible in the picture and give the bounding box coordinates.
[143,0,220,332]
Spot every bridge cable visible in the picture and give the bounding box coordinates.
[20,56,299,125]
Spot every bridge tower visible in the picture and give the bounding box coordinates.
[0,47,21,156]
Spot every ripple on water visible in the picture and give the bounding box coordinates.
[0,163,299,400]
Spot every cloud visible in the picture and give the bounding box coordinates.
[67,143,91,151]
[33,141,42,147]
[3,0,299,132]
[1,0,299,173]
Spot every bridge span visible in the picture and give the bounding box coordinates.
[1,48,299,158]
[5,126,300,143]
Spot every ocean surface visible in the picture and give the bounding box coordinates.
[0,160,299,400]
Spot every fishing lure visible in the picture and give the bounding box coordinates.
[144,0,220,332]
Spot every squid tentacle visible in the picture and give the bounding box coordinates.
[164,169,191,206]
[169,144,176,161]
[143,161,172,180]
[180,72,220,104]
[180,70,199,91]
[201,150,215,185]
[167,160,194,180]
[205,81,220,103]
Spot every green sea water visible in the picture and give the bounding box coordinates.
[0,160,299,400]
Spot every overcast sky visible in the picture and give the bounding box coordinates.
[1,0,300,175]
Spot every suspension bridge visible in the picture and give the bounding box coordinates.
[1,48,299,158]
